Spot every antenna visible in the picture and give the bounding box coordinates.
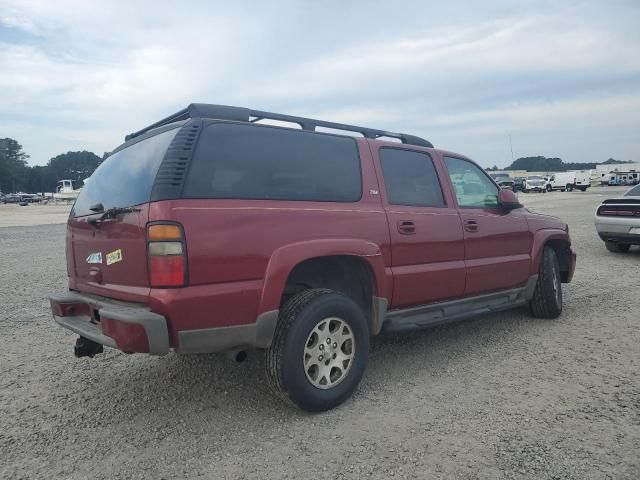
[509,134,515,163]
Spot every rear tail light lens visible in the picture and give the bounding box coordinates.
[597,206,640,217]
[148,242,183,256]
[148,224,182,241]
[148,223,187,287]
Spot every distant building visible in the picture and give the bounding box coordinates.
[595,163,640,174]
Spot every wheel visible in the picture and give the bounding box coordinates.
[566,184,573,192]
[265,288,369,412]
[523,189,529,193]
[542,189,547,193]
[579,187,587,192]
[605,241,630,253]
[529,246,562,319]
[546,184,552,192]
[561,189,566,192]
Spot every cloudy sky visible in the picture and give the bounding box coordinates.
[1,0,639,167]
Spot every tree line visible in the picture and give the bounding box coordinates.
[3,136,636,193]
[486,156,633,172]
[0,138,105,194]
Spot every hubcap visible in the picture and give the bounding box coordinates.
[303,317,355,389]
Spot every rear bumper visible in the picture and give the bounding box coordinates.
[595,216,640,244]
[49,291,170,355]
[50,291,279,355]
[597,232,640,245]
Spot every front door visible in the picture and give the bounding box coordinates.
[374,146,466,309]
[442,156,531,296]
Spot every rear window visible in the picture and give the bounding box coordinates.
[625,185,640,196]
[72,127,178,217]
[379,148,445,207]
[184,123,362,202]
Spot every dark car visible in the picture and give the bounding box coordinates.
[21,193,43,203]
[489,172,516,191]
[50,103,576,411]
[2,194,23,204]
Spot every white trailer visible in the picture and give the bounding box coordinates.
[606,171,640,186]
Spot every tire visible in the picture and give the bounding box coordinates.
[605,241,630,253]
[265,289,370,412]
[579,187,587,192]
[529,246,562,319]
[561,189,566,192]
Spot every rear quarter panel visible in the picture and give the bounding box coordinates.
[147,139,391,336]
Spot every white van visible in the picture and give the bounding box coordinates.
[547,171,590,192]
[573,170,590,191]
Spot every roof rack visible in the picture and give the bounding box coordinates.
[125,103,434,148]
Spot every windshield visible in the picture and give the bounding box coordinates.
[528,176,544,181]
[625,184,640,196]
[72,128,178,217]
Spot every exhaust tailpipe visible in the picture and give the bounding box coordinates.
[225,349,247,363]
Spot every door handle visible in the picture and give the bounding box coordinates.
[464,219,479,232]
[398,220,416,235]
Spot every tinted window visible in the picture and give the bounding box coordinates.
[625,184,640,196]
[444,156,499,208]
[379,148,445,207]
[72,127,178,217]
[184,123,362,202]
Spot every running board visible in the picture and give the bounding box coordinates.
[382,275,538,333]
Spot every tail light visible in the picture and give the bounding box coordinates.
[597,205,640,217]
[147,223,187,287]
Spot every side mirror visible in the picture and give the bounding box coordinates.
[498,189,522,211]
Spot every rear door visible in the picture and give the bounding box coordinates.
[372,146,465,308]
[67,126,180,302]
[442,156,531,296]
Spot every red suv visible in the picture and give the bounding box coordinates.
[50,104,576,411]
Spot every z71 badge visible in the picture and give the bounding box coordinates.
[106,249,123,266]
[86,252,102,264]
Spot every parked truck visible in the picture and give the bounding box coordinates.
[546,171,590,192]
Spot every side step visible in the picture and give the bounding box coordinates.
[382,275,538,333]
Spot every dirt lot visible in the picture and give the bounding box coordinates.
[0,203,72,228]
[1,187,638,480]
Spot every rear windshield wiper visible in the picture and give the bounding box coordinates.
[88,204,141,226]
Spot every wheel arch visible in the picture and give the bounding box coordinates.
[531,230,573,283]
[258,239,389,335]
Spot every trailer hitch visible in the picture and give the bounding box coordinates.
[74,336,104,358]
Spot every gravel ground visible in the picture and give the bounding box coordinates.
[1,187,638,479]
[0,203,72,228]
